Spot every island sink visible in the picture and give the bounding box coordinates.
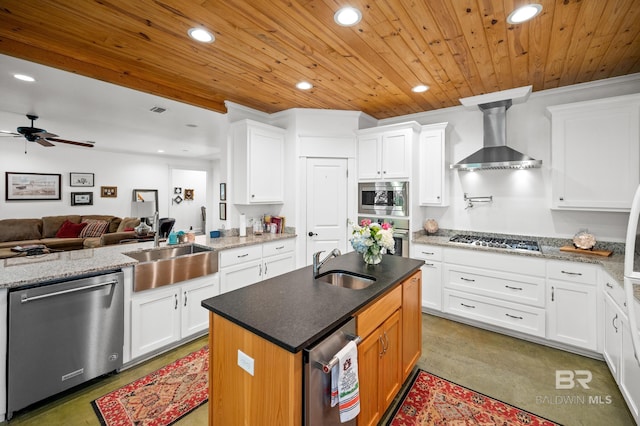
[315,270,376,289]
[124,244,217,292]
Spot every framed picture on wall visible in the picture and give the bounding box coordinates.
[101,186,117,198]
[70,172,94,187]
[219,202,226,220]
[5,172,61,201]
[71,192,93,206]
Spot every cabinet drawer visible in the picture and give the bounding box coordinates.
[219,244,262,268]
[262,238,295,257]
[357,285,402,339]
[547,260,597,285]
[443,289,545,337]
[412,244,443,262]
[444,247,545,277]
[444,265,545,308]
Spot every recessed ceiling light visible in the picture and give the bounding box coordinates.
[507,4,543,24]
[14,74,35,82]
[296,81,313,90]
[157,149,165,153]
[412,84,429,93]
[334,7,362,26]
[188,27,215,43]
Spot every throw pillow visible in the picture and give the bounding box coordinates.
[79,219,109,238]
[55,220,88,238]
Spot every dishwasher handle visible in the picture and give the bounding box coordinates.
[321,335,362,373]
[20,280,119,304]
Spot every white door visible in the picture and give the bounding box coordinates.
[306,158,348,263]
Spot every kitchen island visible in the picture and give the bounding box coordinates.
[201,251,424,425]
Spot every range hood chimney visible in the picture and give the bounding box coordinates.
[451,86,542,171]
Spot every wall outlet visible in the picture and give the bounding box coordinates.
[237,350,254,376]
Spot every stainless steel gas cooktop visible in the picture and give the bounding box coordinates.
[448,234,541,253]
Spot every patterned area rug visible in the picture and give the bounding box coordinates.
[92,346,208,426]
[387,370,561,426]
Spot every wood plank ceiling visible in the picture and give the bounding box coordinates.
[0,0,638,119]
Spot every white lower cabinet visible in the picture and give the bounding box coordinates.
[219,239,295,294]
[620,317,640,423]
[546,260,598,351]
[130,274,219,359]
[411,244,442,311]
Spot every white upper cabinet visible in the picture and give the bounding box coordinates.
[418,122,449,206]
[231,119,286,204]
[357,122,420,181]
[547,94,640,212]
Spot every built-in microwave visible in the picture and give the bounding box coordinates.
[358,181,409,217]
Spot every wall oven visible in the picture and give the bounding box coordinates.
[358,182,409,217]
[357,216,409,258]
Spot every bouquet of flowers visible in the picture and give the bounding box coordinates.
[349,218,395,264]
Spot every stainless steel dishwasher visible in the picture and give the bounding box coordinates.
[303,317,359,425]
[7,271,124,419]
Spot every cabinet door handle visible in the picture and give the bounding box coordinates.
[383,332,389,354]
[379,335,385,357]
[460,303,475,309]
[184,291,187,307]
[259,264,262,276]
[505,313,523,320]
[460,277,475,282]
[561,270,582,276]
[612,314,619,333]
[551,286,555,302]
[505,285,523,291]
[264,262,268,275]
[174,294,178,310]
[606,282,614,289]
[308,232,317,237]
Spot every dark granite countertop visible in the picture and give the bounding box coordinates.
[201,251,424,353]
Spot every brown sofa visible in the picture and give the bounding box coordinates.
[0,215,141,252]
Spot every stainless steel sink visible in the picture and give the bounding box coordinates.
[316,271,376,290]
[124,244,218,292]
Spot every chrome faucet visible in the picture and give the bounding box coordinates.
[313,249,341,277]
[153,211,160,247]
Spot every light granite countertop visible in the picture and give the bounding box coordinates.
[413,230,639,303]
[0,233,296,289]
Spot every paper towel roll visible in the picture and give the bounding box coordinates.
[239,213,247,237]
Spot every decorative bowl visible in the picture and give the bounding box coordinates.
[424,219,439,234]
[573,231,596,250]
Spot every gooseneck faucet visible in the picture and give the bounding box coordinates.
[153,211,160,247]
[313,248,341,277]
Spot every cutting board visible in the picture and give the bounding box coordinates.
[559,245,613,257]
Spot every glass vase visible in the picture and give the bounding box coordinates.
[363,249,382,265]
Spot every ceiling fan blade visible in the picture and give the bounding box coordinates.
[36,138,55,147]
[46,137,95,148]
[0,132,22,137]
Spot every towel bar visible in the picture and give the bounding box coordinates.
[320,335,362,373]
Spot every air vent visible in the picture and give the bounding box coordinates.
[149,106,167,113]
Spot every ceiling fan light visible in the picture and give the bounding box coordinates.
[334,7,362,26]
[14,74,35,82]
[412,84,429,93]
[507,4,542,24]
[188,27,215,43]
[296,81,313,90]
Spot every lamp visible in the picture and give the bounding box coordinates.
[131,201,156,236]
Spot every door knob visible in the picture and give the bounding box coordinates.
[308,232,317,237]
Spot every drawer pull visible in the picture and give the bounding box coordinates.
[237,253,249,258]
[425,263,435,267]
[505,313,523,320]
[505,285,523,291]
[460,303,476,309]
[422,251,434,255]
[561,270,582,276]
[460,277,475,282]
[275,245,285,250]
[606,282,614,289]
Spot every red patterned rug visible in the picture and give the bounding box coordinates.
[387,370,561,426]
[92,346,208,426]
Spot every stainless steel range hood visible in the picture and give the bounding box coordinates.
[451,86,542,171]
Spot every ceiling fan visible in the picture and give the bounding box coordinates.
[1,114,95,148]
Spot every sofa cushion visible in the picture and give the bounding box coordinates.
[0,218,43,242]
[79,219,109,238]
[82,215,121,233]
[42,215,81,238]
[55,220,88,238]
[117,217,141,232]
[41,238,85,251]
[0,239,43,249]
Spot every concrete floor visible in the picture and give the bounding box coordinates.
[4,314,636,425]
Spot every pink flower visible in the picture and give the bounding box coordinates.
[360,219,372,227]
[381,222,391,230]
